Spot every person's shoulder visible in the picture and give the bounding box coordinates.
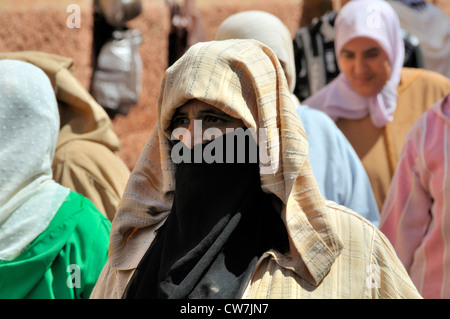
[324,200,389,252]
[65,190,111,224]
[414,68,449,82]
[56,138,117,158]
[66,192,111,253]
[323,200,421,295]
[54,138,130,174]
[400,67,450,88]
[324,200,409,264]
[296,105,336,130]
[301,81,335,108]
[325,200,377,228]
[297,105,332,120]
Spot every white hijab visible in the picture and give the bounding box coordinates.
[0,60,69,261]
[304,0,405,128]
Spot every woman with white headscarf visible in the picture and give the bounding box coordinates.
[0,60,111,299]
[303,0,450,211]
[90,39,420,299]
[0,50,131,221]
[215,10,379,226]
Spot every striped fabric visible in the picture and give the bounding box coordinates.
[380,94,450,298]
[91,39,420,299]
[243,201,418,298]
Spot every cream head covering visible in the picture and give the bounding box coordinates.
[304,0,405,128]
[106,40,342,294]
[215,10,296,94]
[0,60,69,261]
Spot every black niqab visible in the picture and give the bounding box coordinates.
[123,131,289,299]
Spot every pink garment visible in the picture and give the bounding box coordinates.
[303,0,404,128]
[380,94,450,298]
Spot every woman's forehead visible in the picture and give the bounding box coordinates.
[175,100,218,115]
[341,36,385,53]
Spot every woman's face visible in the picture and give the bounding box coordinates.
[338,37,392,97]
[170,99,245,148]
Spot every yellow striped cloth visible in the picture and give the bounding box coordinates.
[91,39,421,299]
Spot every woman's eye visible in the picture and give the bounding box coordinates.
[204,115,223,124]
[172,117,189,127]
[366,52,380,59]
[341,51,354,60]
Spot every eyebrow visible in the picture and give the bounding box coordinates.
[364,47,381,55]
[172,108,230,118]
[198,109,230,117]
[341,47,381,55]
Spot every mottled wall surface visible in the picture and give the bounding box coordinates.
[0,7,93,87]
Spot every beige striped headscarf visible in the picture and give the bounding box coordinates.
[108,39,343,288]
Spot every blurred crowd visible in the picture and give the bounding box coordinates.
[1,0,450,300]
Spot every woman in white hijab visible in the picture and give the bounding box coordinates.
[91,39,420,299]
[215,10,379,226]
[0,60,111,299]
[303,0,450,211]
